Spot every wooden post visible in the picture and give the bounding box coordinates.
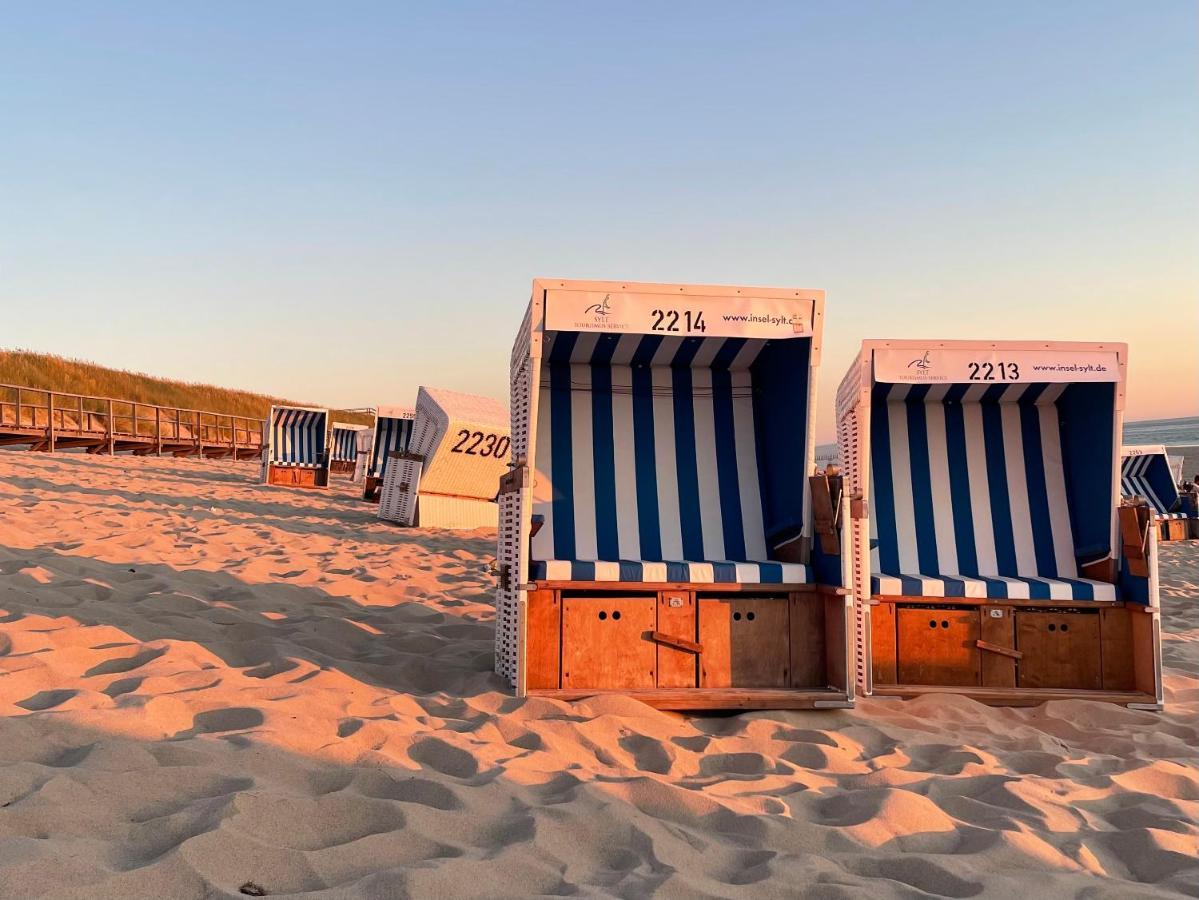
[77,395,84,434]
[15,387,21,428]
[195,411,202,457]
[46,393,55,453]
[107,399,115,454]
[230,415,237,459]
[155,406,163,456]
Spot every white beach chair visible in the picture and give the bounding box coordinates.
[1121,445,1196,541]
[495,279,852,711]
[352,427,373,484]
[329,422,369,476]
[837,340,1162,708]
[360,406,415,501]
[262,405,330,489]
[378,387,510,529]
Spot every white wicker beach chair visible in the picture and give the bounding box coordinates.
[378,387,510,529]
[263,405,330,489]
[495,279,851,711]
[837,340,1162,708]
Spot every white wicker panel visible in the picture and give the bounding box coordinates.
[837,390,872,696]
[378,456,422,526]
[495,488,522,684]
[352,429,372,484]
[416,495,498,529]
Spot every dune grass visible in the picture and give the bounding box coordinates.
[0,350,372,425]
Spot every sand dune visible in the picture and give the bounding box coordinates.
[0,452,1196,898]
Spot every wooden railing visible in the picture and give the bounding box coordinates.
[0,383,264,458]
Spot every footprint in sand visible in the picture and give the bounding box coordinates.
[408,737,480,779]
[83,647,166,677]
[16,689,78,711]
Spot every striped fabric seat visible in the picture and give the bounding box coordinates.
[531,331,812,585]
[369,416,415,480]
[1121,452,1184,518]
[534,560,809,584]
[270,408,327,467]
[331,426,360,464]
[870,382,1117,602]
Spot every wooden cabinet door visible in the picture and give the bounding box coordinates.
[896,607,980,686]
[699,598,789,688]
[561,597,656,690]
[656,592,697,688]
[1015,611,1101,690]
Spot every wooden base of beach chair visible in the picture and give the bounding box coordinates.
[266,464,329,489]
[363,476,382,502]
[329,460,356,476]
[521,583,851,710]
[866,597,1160,707]
[1160,519,1190,542]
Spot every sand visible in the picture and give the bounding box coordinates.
[0,452,1195,899]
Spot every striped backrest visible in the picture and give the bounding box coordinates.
[368,415,414,480]
[331,426,362,463]
[1121,450,1179,515]
[531,331,811,564]
[269,407,328,466]
[870,382,1096,580]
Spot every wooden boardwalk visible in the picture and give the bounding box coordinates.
[0,383,263,460]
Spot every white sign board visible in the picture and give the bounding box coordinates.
[874,348,1121,385]
[545,290,813,340]
[1122,444,1168,458]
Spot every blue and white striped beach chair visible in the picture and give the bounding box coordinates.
[361,405,415,501]
[838,340,1162,708]
[263,405,330,489]
[330,422,369,476]
[495,279,852,710]
[1121,445,1194,540]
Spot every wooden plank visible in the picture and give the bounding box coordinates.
[896,607,980,686]
[979,606,1017,688]
[649,631,702,654]
[1130,607,1158,698]
[808,473,839,554]
[527,687,851,711]
[535,580,818,593]
[699,597,790,688]
[525,590,560,690]
[1118,505,1149,577]
[789,592,826,688]
[561,597,656,690]
[870,684,1158,707]
[656,592,698,688]
[1100,606,1136,692]
[823,593,848,691]
[1015,611,1101,691]
[873,594,1121,609]
[869,602,897,686]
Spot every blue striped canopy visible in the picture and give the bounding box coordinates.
[530,330,812,584]
[331,426,361,463]
[868,381,1118,601]
[1121,451,1183,517]
[368,415,415,480]
[270,408,328,467]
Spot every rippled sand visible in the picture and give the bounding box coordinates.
[0,452,1195,898]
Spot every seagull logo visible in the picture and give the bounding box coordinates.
[583,294,612,318]
[908,351,932,371]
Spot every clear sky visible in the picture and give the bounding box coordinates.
[2,2,1195,441]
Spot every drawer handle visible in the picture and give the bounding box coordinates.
[649,631,703,655]
[976,639,1023,660]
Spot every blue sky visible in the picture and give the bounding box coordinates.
[2,2,1195,440]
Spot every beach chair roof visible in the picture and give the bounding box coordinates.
[417,386,508,428]
[375,405,415,421]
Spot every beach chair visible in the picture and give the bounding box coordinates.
[1121,445,1195,541]
[378,387,510,528]
[837,340,1163,708]
[263,405,330,489]
[351,427,373,484]
[329,423,369,476]
[360,406,415,501]
[495,279,852,711]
